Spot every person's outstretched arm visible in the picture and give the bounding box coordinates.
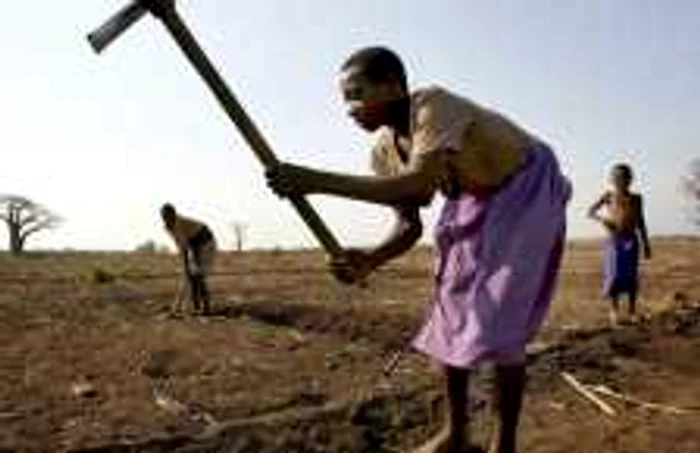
[266,151,444,207]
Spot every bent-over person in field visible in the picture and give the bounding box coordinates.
[588,163,651,325]
[266,46,571,453]
[160,203,216,315]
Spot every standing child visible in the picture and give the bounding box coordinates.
[588,163,651,325]
[266,47,571,453]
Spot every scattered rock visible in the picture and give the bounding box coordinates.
[71,381,97,398]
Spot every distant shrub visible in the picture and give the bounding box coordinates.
[134,240,168,253]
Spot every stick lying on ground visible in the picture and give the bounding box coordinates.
[589,385,693,415]
[561,372,696,416]
[382,349,404,377]
[560,372,617,416]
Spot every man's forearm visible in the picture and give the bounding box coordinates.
[368,221,422,269]
[312,169,434,206]
[640,227,651,252]
[180,248,191,274]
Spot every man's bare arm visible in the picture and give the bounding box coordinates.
[587,192,609,220]
[267,151,445,207]
[588,192,617,232]
[179,245,191,273]
[368,206,423,268]
[636,195,652,258]
[330,206,422,284]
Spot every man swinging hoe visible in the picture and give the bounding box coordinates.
[88,3,571,452]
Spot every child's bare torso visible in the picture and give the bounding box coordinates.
[603,191,641,234]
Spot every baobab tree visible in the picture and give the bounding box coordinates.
[0,195,62,254]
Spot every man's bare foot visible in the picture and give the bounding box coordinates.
[608,309,620,327]
[410,428,473,453]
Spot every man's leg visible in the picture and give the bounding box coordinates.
[627,288,638,321]
[199,275,211,315]
[446,366,470,450]
[489,364,525,453]
[189,274,209,315]
[412,365,471,453]
[187,246,205,314]
[197,241,215,315]
[188,271,201,312]
[609,295,620,326]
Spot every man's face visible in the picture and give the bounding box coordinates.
[339,66,404,131]
[162,212,176,229]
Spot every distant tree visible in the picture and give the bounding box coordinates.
[231,222,248,251]
[683,159,700,227]
[0,195,62,255]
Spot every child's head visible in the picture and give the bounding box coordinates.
[338,46,408,131]
[610,163,633,191]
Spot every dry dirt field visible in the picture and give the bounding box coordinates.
[1,237,700,453]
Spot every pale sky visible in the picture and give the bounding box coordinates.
[1,0,698,251]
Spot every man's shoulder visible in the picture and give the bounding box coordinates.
[179,214,204,226]
[412,85,472,108]
[609,191,642,204]
[410,85,479,131]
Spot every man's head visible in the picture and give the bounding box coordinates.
[339,46,408,131]
[610,163,633,191]
[160,203,177,229]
